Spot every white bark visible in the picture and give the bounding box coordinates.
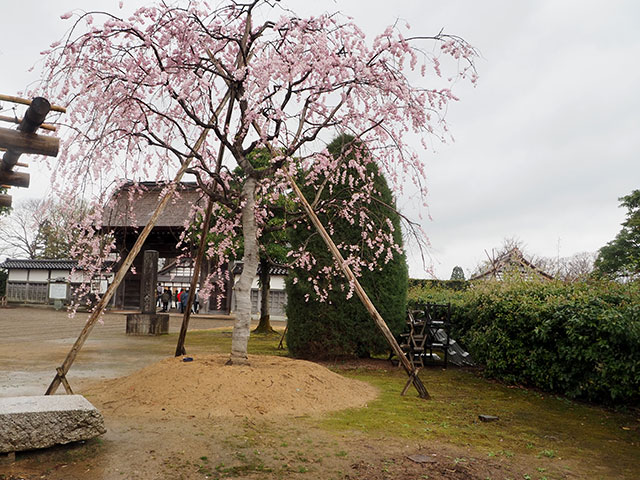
[229,177,259,364]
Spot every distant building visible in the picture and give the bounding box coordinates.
[0,258,112,304]
[470,247,554,282]
[157,258,288,317]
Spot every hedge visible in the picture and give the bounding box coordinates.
[409,280,640,405]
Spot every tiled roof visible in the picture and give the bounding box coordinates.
[265,265,289,276]
[0,258,78,270]
[0,259,115,271]
[233,262,289,276]
[102,181,204,229]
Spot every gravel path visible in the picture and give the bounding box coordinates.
[0,306,282,396]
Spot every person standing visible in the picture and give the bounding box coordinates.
[181,288,189,314]
[193,289,199,314]
[156,283,163,307]
[178,288,184,313]
[161,288,171,312]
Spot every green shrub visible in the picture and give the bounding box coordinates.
[408,279,640,405]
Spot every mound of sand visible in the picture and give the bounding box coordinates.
[83,354,378,418]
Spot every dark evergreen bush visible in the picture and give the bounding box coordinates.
[286,135,408,359]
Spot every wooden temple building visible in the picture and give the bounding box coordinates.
[102,181,287,316]
[100,181,223,310]
[470,247,554,282]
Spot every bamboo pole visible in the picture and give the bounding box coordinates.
[175,197,214,356]
[0,115,56,132]
[44,119,219,396]
[0,93,66,113]
[283,169,431,399]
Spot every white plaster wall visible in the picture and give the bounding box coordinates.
[29,270,49,282]
[8,269,28,281]
[250,275,286,290]
[50,269,70,281]
[69,271,85,283]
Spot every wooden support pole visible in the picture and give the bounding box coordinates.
[284,170,431,399]
[175,197,214,356]
[401,368,420,396]
[44,118,219,395]
[174,92,235,356]
[277,324,288,350]
[56,368,74,395]
[17,97,52,132]
[0,170,29,188]
[0,127,59,158]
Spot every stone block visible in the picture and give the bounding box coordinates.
[126,313,169,335]
[0,395,106,453]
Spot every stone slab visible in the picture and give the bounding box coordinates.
[478,414,499,422]
[0,395,106,453]
[126,313,169,335]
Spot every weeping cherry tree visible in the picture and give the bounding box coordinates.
[39,0,477,364]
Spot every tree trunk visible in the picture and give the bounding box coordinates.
[253,256,275,334]
[229,177,259,365]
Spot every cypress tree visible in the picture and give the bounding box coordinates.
[286,135,408,358]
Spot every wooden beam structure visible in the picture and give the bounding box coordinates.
[0,194,11,208]
[0,96,60,208]
[0,170,29,188]
[0,114,57,132]
[0,127,59,159]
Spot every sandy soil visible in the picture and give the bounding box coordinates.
[84,354,378,418]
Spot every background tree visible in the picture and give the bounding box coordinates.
[594,190,640,281]
[254,199,291,334]
[537,251,596,282]
[0,199,44,259]
[0,268,6,297]
[0,198,87,259]
[450,266,465,281]
[286,135,408,358]
[41,1,476,364]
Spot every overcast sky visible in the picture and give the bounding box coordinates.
[1,0,638,279]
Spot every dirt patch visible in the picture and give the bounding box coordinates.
[84,354,378,418]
